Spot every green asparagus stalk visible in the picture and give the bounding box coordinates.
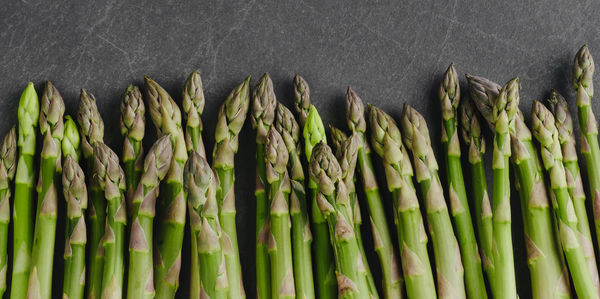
[549,90,599,290]
[346,87,404,299]
[127,136,172,299]
[62,155,87,299]
[309,143,370,298]
[0,128,16,298]
[438,64,487,299]
[300,103,336,299]
[251,73,277,299]
[94,143,126,298]
[531,101,599,299]
[368,105,436,299]
[120,85,145,217]
[265,127,296,298]
[293,74,311,127]
[28,81,65,299]
[573,46,600,278]
[400,103,466,299]
[77,88,105,299]
[11,83,38,299]
[184,151,229,299]
[212,76,251,299]
[182,70,206,299]
[274,104,315,299]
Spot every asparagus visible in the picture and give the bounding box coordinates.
[400,103,466,298]
[549,90,600,290]
[0,128,16,298]
[62,117,81,162]
[328,126,348,158]
[11,83,39,299]
[265,127,296,298]
[77,88,106,299]
[145,76,188,298]
[127,136,172,299]
[120,85,145,217]
[251,73,277,299]
[309,143,370,298]
[184,151,229,299]
[28,81,65,299]
[93,143,126,298]
[438,65,487,299]
[300,103,336,299]
[346,87,404,299]
[459,100,495,290]
[573,45,600,272]
[531,101,599,298]
[368,105,436,299]
[293,74,311,127]
[62,155,87,299]
[182,70,206,299]
[274,104,315,299]
[212,76,251,299]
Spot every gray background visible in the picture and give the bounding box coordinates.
[1,0,599,297]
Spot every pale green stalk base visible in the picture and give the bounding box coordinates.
[310,185,337,299]
[88,187,106,299]
[256,145,271,299]
[101,200,126,298]
[127,215,154,299]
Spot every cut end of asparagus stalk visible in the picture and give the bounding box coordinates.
[465,73,501,130]
[459,98,486,163]
[62,115,81,162]
[573,45,594,96]
[309,142,341,198]
[251,73,277,144]
[345,86,366,133]
[77,88,104,160]
[293,74,311,127]
[63,155,88,214]
[265,127,289,184]
[328,125,348,160]
[120,85,145,142]
[440,63,460,121]
[184,149,214,211]
[303,105,326,161]
[0,127,17,183]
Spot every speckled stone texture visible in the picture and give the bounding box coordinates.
[1,0,599,297]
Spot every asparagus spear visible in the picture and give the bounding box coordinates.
[438,64,487,299]
[549,90,600,290]
[309,143,370,298]
[346,88,404,298]
[400,103,466,299]
[28,81,65,299]
[62,155,87,299]
[120,85,145,217]
[573,45,600,275]
[127,136,172,299]
[368,105,436,299]
[293,74,311,127]
[467,74,571,298]
[184,151,229,299]
[93,143,126,298]
[328,126,348,158]
[531,101,599,298]
[251,73,277,299]
[11,83,38,299]
[77,88,106,299]
[300,103,336,299]
[145,76,188,298]
[182,70,206,299]
[212,77,251,299]
[274,104,315,299]
[265,127,296,298]
[0,128,16,298]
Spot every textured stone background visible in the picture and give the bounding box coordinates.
[2,0,600,297]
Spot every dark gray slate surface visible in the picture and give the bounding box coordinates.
[1,0,600,297]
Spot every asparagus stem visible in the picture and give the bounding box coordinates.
[549,90,599,291]
[309,143,370,299]
[251,74,277,299]
[368,105,436,299]
[127,136,172,299]
[77,88,106,299]
[94,143,127,298]
[212,76,251,299]
[62,155,87,299]
[120,85,145,218]
[145,76,188,299]
[0,128,16,298]
[532,101,599,298]
[11,83,38,299]
[184,152,229,299]
[182,70,206,299]
[28,81,65,299]
[275,104,315,299]
[401,103,466,298]
[438,65,487,299]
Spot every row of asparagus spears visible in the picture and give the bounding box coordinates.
[0,44,598,299]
